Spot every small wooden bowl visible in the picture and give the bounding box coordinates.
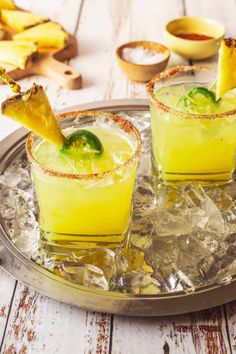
[116,41,170,83]
[164,17,225,60]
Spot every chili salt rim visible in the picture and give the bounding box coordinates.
[146,65,236,120]
[26,110,142,180]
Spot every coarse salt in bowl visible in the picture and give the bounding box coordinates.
[122,46,167,65]
[116,41,170,82]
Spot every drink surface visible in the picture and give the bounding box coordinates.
[154,83,236,115]
[151,83,236,181]
[34,126,134,174]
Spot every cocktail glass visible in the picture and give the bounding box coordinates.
[146,65,236,184]
[26,110,141,252]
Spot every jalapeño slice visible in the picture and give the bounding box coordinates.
[183,86,217,107]
[62,129,104,156]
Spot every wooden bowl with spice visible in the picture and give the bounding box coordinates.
[164,17,225,60]
[116,41,170,82]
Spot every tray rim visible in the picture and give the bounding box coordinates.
[0,98,235,316]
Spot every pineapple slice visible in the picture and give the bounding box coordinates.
[2,83,64,146]
[0,40,37,68]
[0,0,15,10]
[216,38,236,100]
[13,22,69,49]
[1,10,48,32]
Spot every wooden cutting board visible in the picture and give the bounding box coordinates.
[0,34,82,90]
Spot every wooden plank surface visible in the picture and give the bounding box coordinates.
[1,283,112,354]
[225,302,236,353]
[0,0,235,353]
[0,268,16,343]
[112,307,231,354]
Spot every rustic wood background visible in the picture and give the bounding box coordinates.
[0,0,235,353]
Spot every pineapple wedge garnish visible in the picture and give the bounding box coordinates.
[0,40,37,68]
[0,0,15,10]
[1,10,48,32]
[2,83,64,146]
[13,22,69,49]
[216,38,236,100]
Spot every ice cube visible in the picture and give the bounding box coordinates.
[110,272,161,294]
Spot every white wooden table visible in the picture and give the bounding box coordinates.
[0,0,236,353]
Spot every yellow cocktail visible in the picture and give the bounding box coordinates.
[147,66,236,183]
[26,111,141,250]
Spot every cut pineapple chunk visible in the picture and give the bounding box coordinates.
[0,40,37,68]
[216,38,236,100]
[1,10,48,32]
[2,84,64,146]
[13,21,69,49]
[0,0,15,10]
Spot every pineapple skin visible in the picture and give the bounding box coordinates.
[216,38,236,100]
[2,84,64,146]
[13,22,69,49]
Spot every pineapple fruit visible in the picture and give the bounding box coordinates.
[216,38,236,100]
[0,40,37,68]
[13,22,69,49]
[0,0,15,10]
[1,10,48,32]
[2,83,64,146]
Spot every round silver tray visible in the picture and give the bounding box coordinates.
[0,99,235,317]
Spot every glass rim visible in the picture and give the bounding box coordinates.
[26,110,142,180]
[146,65,236,120]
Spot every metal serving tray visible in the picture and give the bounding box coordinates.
[0,99,235,317]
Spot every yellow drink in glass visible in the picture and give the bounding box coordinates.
[147,66,236,183]
[26,111,141,251]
